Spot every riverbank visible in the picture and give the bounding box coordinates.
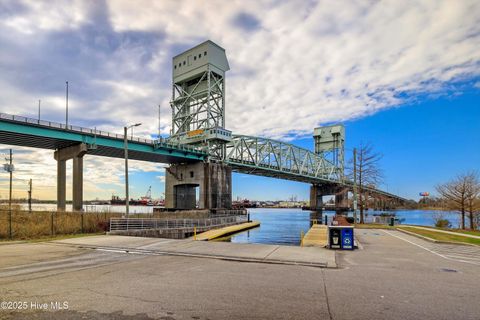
[398,226,480,246]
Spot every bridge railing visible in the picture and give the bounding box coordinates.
[109,215,247,232]
[0,113,205,154]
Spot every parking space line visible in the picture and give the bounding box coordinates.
[382,230,480,265]
[381,230,451,260]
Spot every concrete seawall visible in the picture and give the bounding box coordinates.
[109,222,243,239]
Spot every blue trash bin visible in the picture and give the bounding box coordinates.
[341,227,354,250]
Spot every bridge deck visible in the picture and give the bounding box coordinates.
[0,113,206,163]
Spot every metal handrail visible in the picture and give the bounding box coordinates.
[109,215,247,232]
[0,113,207,154]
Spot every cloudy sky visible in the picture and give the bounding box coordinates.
[0,0,479,201]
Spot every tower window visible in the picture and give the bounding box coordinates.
[183,61,186,65]
[190,171,194,178]
[204,51,207,56]
[199,53,202,58]
[194,56,196,60]
[174,65,177,69]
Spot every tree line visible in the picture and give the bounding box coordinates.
[435,171,480,230]
[349,142,479,230]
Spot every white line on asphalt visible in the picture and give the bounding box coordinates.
[381,230,480,266]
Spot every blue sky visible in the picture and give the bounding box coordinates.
[0,1,479,201]
[232,84,480,201]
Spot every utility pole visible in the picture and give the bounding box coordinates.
[353,148,358,224]
[28,179,32,213]
[6,149,13,239]
[38,100,41,121]
[65,81,69,127]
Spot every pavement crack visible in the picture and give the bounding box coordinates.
[321,269,333,320]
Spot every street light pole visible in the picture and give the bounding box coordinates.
[38,100,41,121]
[158,104,161,139]
[124,123,141,217]
[124,126,129,216]
[353,148,358,224]
[65,81,69,127]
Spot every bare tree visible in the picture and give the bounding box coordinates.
[466,172,480,229]
[349,142,383,224]
[436,171,479,230]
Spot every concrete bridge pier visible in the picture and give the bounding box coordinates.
[165,162,232,210]
[309,184,324,211]
[54,143,88,211]
[334,188,349,214]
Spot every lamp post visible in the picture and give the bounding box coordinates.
[353,148,358,224]
[65,81,69,128]
[124,123,141,216]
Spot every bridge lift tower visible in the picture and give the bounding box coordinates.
[310,124,347,211]
[169,40,232,159]
[165,41,233,210]
[313,124,345,179]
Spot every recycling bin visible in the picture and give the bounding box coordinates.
[341,227,354,250]
[328,226,355,250]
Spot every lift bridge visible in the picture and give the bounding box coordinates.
[0,40,406,211]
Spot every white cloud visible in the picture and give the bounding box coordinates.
[105,0,480,138]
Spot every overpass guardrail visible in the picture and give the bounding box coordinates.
[0,113,205,154]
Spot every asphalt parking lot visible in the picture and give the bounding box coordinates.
[0,230,479,320]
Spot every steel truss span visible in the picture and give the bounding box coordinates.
[225,134,406,201]
[225,135,341,182]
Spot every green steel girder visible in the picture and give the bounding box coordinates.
[225,134,407,202]
[0,117,206,162]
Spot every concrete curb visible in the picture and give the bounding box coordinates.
[396,228,479,247]
[0,240,28,246]
[51,242,335,269]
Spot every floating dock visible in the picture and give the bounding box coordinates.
[302,224,328,247]
[194,221,260,241]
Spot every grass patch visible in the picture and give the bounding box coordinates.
[414,226,480,236]
[354,223,396,230]
[0,206,122,240]
[398,227,480,246]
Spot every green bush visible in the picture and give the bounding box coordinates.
[435,219,452,228]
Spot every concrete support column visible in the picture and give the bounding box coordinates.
[54,143,88,212]
[309,184,323,211]
[57,160,66,211]
[335,189,348,214]
[72,156,84,211]
[165,162,232,210]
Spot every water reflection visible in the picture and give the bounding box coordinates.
[224,208,460,246]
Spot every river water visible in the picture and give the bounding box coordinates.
[227,208,460,246]
[18,204,459,246]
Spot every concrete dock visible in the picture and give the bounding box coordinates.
[48,235,336,268]
[194,221,260,241]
